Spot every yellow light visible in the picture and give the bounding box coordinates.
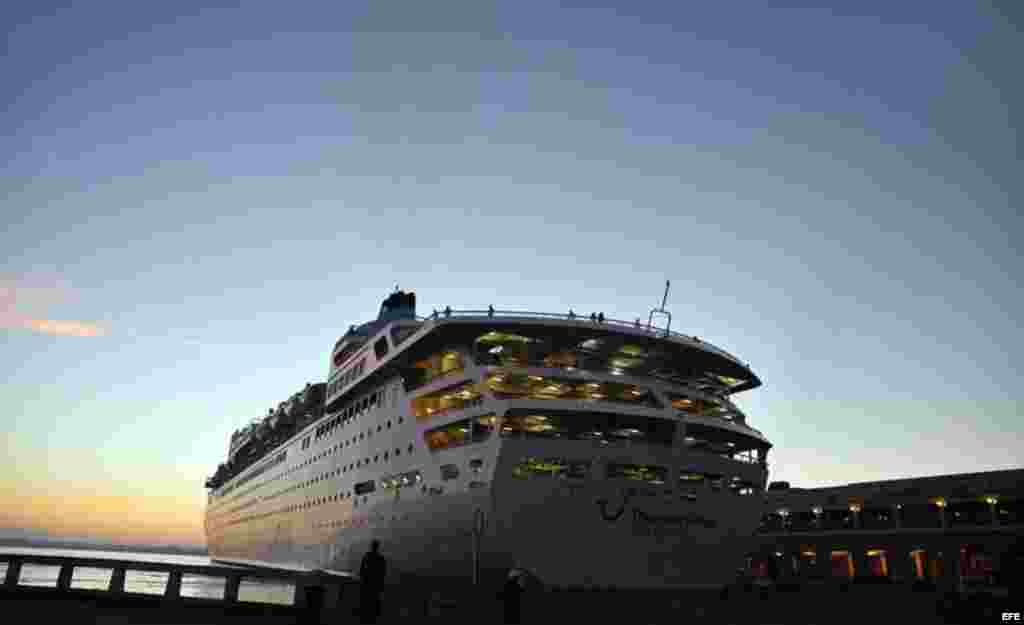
[984,496,998,505]
[849,503,862,513]
[528,376,544,381]
[933,498,947,508]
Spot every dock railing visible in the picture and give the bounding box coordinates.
[0,551,356,613]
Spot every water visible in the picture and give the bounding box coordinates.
[0,547,295,604]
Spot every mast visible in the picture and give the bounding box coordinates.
[647,280,672,335]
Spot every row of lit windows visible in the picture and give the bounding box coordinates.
[208,441,417,530]
[471,330,750,396]
[511,457,760,495]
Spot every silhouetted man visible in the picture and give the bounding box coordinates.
[501,569,525,624]
[359,540,386,623]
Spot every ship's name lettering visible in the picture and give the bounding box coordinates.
[631,509,717,529]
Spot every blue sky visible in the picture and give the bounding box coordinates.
[1,1,1020,544]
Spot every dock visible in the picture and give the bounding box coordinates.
[2,551,1018,623]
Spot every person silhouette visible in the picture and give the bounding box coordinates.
[500,569,525,624]
[359,540,387,623]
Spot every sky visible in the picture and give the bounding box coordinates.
[1,1,1020,547]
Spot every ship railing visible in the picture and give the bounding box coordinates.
[416,308,742,364]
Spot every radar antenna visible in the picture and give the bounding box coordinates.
[647,280,672,335]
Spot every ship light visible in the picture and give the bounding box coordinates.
[586,383,601,388]
[932,498,947,508]
[984,495,999,505]
[630,389,643,396]
[489,346,504,354]
[590,393,606,399]
[610,368,625,376]
[812,506,823,516]
[777,508,790,518]
[848,503,862,513]
[528,376,544,381]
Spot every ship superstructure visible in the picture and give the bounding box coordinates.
[205,289,772,589]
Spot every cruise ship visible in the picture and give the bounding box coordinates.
[204,288,772,590]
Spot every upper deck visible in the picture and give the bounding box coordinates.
[393,307,759,392]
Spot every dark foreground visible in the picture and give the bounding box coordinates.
[1,583,1015,624]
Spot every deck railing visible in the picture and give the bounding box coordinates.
[416,308,743,364]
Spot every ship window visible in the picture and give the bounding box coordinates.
[374,337,389,360]
[407,350,466,390]
[484,373,661,408]
[441,464,460,480]
[500,410,674,446]
[412,381,483,420]
[512,457,591,479]
[607,463,668,484]
[355,480,375,495]
[423,415,497,451]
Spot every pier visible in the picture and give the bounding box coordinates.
[2,551,1018,624]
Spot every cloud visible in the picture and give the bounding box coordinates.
[16,317,107,337]
[0,276,106,337]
